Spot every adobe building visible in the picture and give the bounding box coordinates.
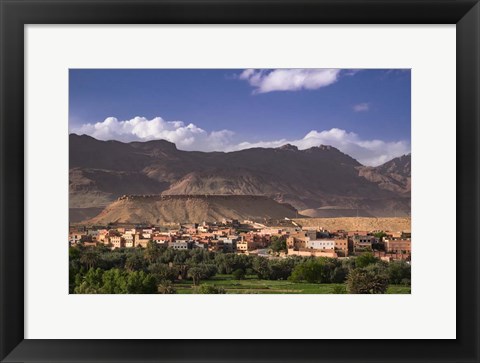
[333,238,349,257]
[384,238,411,254]
[352,235,377,253]
[110,236,125,249]
[286,233,309,249]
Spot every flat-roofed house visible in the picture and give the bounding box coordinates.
[169,240,190,250]
[236,237,260,253]
[286,233,309,250]
[384,238,411,254]
[110,236,125,249]
[259,228,283,236]
[218,237,238,253]
[87,229,100,241]
[69,232,85,245]
[389,231,403,238]
[153,235,171,245]
[123,234,135,248]
[307,239,335,250]
[124,228,137,235]
[305,230,318,240]
[348,230,369,237]
[193,242,207,249]
[352,235,377,253]
[135,238,150,248]
[236,240,249,252]
[334,238,349,256]
[96,229,109,243]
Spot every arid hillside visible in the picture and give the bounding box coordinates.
[294,217,411,232]
[299,208,375,218]
[70,134,411,220]
[86,195,299,225]
[357,154,411,195]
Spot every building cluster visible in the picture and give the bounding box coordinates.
[69,219,411,261]
[286,228,411,261]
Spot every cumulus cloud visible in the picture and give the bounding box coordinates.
[226,128,410,166]
[353,103,369,112]
[72,116,410,166]
[73,116,234,152]
[238,69,341,94]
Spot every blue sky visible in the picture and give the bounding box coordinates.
[69,69,410,166]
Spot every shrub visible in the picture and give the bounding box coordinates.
[387,260,411,284]
[270,236,287,252]
[355,253,379,268]
[401,278,411,286]
[196,284,226,294]
[288,258,336,283]
[346,268,389,294]
[158,280,177,294]
[232,268,246,280]
[332,285,347,294]
[148,263,177,283]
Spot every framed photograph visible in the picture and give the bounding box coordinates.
[68,67,413,296]
[1,0,478,362]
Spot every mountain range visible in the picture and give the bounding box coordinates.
[69,134,411,223]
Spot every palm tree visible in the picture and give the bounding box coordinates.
[144,241,160,263]
[158,280,176,294]
[187,267,204,286]
[80,249,99,270]
[125,254,144,271]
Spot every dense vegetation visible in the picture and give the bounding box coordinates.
[70,242,411,294]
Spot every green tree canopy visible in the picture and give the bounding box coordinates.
[355,253,379,268]
[289,258,337,283]
[232,268,246,280]
[270,236,287,253]
[387,260,411,285]
[196,284,226,294]
[346,268,389,294]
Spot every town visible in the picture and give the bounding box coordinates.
[70,218,411,261]
[69,218,412,294]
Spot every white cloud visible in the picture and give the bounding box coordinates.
[238,69,341,94]
[353,103,369,112]
[227,128,410,166]
[73,116,234,152]
[72,117,410,166]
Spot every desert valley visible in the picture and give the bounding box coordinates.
[68,68,411,294]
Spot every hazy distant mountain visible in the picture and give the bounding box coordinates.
[357,154,411,195]
[376,153,411,177]
[69,134,411,222]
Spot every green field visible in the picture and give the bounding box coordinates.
[174,275,411,294]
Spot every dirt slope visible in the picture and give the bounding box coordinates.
[294,217,411,232]
[86,195,299,224]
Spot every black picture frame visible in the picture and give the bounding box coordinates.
[1,0,479,362]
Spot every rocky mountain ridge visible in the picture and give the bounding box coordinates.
[69,134,411,222]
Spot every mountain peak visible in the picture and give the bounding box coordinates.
[308,144,337,152]
[130,138,177,151]
[69,133,96,140]
[278,144,298,151]
[375,153,411,177]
